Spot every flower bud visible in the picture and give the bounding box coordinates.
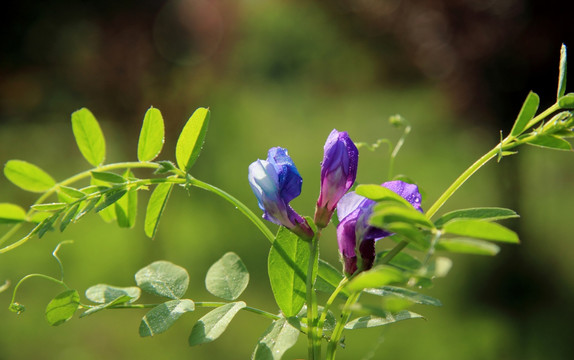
[249,147,313,239]
[315,130,358,228]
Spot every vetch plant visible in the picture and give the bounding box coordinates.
[1,45,573,359]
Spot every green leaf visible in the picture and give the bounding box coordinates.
[376,251,422,271]
[346,266,405,293]
[37,212,61,238]
[95,189,127,213]
[527,134,572,151]
[175,107,210,173]
[364,286,442,306]
[510,92,540,136]
[85,284,141,304]
[115,170,138,228]
[71,108,106,166]
[558,94,574,109]
[80,294,133,318]
[144,183,173,239]
[91,171,126,184]
[205,252,249,301]
[188,301,245,346]
[139,299,195,337]
[135,260,189,299]
[252,318,299,360]
[59,203,79,231]
[59,186,87,199]
[557,44,567,99]
[138,107,165,162]
[434,207,519,228]
[437,238,500,255]
[382,222,430,248]
[74,197,100,221]
[45,289,80,326]
[4,160,56,193]
[370,204,433,229]
[0,203,27,224]
[315,259,346,296]
[268,227,309,317]
[344,310,423,330]
[443,219,519,243]
[355,184,413,208]
[31,203,67,211]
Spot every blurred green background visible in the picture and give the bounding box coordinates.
[1,0,573,359]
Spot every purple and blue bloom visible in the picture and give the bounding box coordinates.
[315,129,358,228]
[336,180,422,275]
[248,147,314,239]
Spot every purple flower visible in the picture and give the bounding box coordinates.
[336,180,422,275]
[315,129,358,228]
[248,147,313,239]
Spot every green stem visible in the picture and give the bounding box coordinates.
[107,301,281,321]
[326,291,361,360]
[189,178,275,243]
[317,277,349,339]
[306,234,320,360]
[9,273,69,309]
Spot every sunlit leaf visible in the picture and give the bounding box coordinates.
[80,295,133,318]
[346,266,404,293]
[188,302,245,346]
[364,286,442,306]
[85,284,141,304]
[527,134,572,151]
[59,186,86,199]
[370,204,433,229]
[71,108,106,166]
[510,92,540,136]
[45,289,80,326]
[205,252,249,301]
[252,318,299,360]
[144,183,173,239]
[175,107,210,173]
[443,219,519,243]
[91,171,126,184]
[268,227,309,317]
[558,94,574,109]
[59,203,79,231]
[31,203,67,211]
[344,310,423,330]
[95,189,127,213]
[355,184,413,208]
[138,107,165,162]
[436,238,500,256]
[434,207,519,227]
[135,260,189,299]
[4,160,56,193]
[139,299,195,337]
[0,203,27,224]
[115,170,137,228]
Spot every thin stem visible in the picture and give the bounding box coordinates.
[189,178,275,243]
[326,291,361,360]
[10,273,69,308]
[306,234,320,360]
[106,301,281,321]
[317,277,349,339]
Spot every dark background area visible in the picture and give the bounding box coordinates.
[1,0,573,359]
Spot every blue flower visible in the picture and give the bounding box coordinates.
[336,180,422,274]
[248,147,313,239]
[315,129,358,228]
